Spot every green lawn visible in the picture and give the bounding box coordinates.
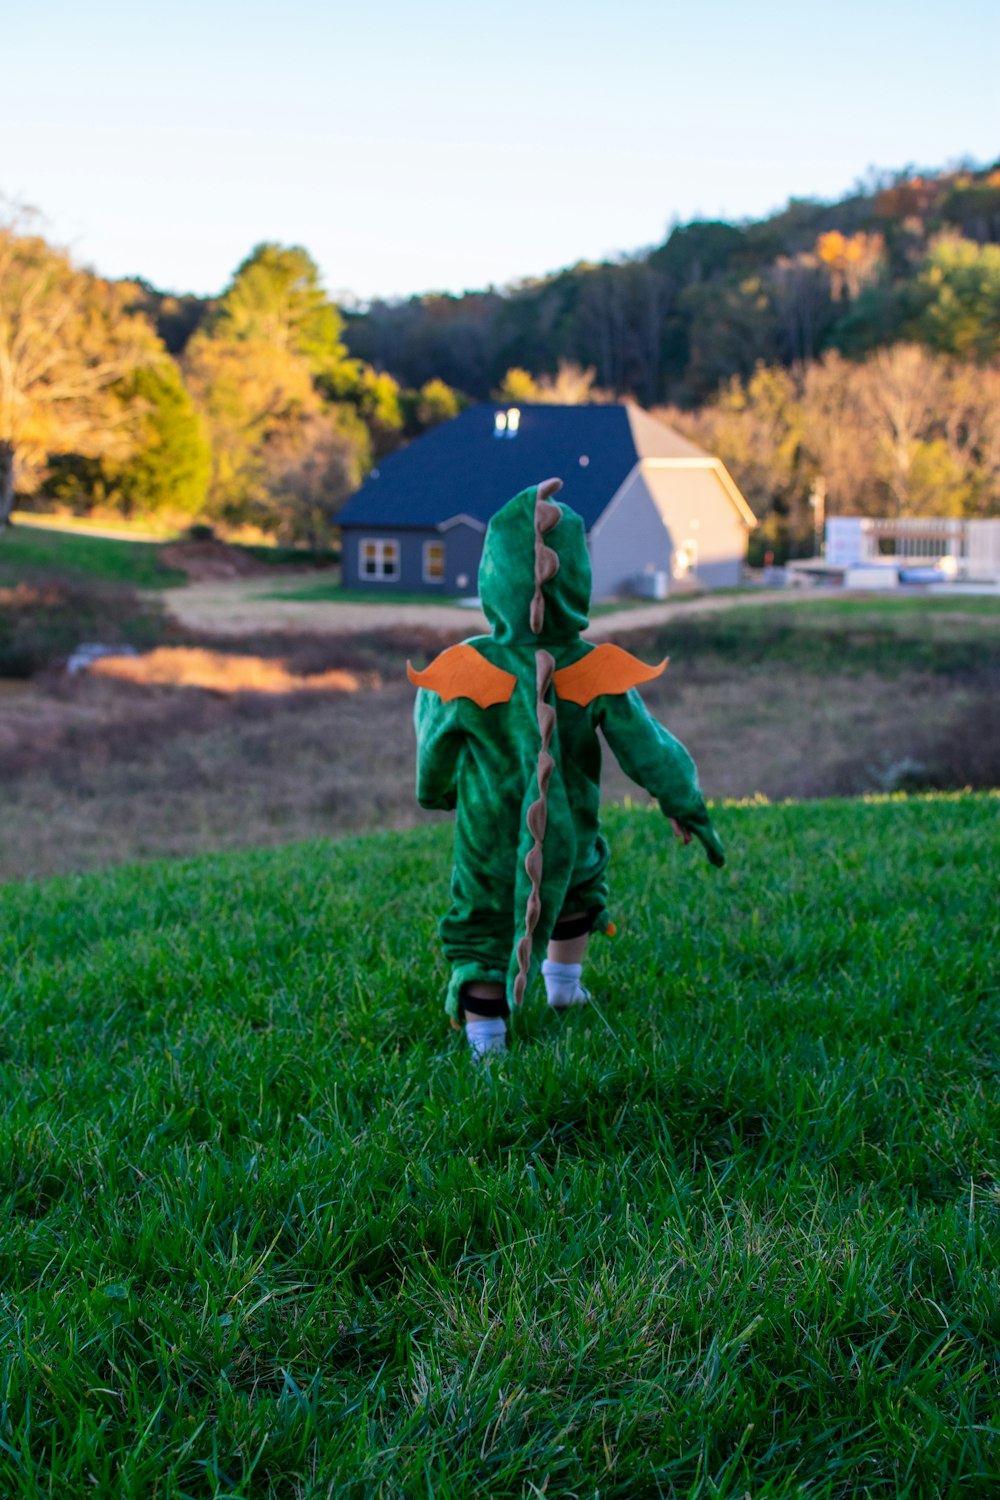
[0,525,185,589]
[2,522,338,587]
[260,581,471,606]
[633,597,1000,682]
[266,584,664,612]
[238,545,340,571]
[786,592,1000,620]
[1,795,998,1496]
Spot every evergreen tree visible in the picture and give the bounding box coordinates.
[114,362,211,517]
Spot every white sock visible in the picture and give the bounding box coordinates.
[541,959,590,1009]
[465,1017,507,1058]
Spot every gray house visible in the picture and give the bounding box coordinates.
[337,402,755,597]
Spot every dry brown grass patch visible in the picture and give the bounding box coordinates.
[0,583,65,607]
[89,647,361,695]
[158,540,274,581]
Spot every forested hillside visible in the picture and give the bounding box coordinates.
[346,165,1000,403]
[344,163,1000,555]
[2,161,999,555]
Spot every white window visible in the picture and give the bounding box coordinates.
[360,537,400,581]
[423,541,446,583]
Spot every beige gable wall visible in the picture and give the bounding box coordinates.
[588,460,751,598]
[588,468,670,598]
[642,465,749,588]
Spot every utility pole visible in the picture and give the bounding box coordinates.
[809,477,827,558]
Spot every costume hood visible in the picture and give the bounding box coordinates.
[478,485,591,646]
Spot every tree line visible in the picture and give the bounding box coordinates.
[0,213,463,540]
[346,166,1000,401]
[2,161,999,550]
[665,345,1000,559]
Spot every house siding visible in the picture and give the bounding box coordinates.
[642,467,747,590]
[337,409,753,599]
[589,470,673,599]
[589,466,747,597]
[341,525,484,594]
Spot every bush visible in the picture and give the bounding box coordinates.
[860,677,1000,794]
[926,687,1000,789]
[0,577,166,678]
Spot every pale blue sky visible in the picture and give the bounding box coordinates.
[2,0,997,301]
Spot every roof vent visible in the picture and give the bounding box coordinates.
[494,407,520,439]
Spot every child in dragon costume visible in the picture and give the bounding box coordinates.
[408,478,726,1057]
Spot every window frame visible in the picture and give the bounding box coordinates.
[422,540,446,584]
[359,536,400,582]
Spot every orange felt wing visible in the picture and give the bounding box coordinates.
[406,644,517,709]
[553,643,668,706]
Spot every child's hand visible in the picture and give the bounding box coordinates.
[671,818,693,846]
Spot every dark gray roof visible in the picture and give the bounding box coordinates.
[337,402,706,532]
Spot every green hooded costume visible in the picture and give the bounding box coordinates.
[409,483,725,1024]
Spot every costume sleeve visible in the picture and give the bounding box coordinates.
[413,689,464,811]
[599,690,725,867]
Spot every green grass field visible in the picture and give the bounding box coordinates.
[265,582,664,612]
[2,795,998,1497]
[0,525,337,593]
[633,597,1000,684]
[790,593,1000,619]
[0,525,186,589]
[259,582,462,606]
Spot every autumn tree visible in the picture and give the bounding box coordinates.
[41,360,211,519]
[494,367,540,403]
[263,409,367,546]
[186,242,375,531]
[494,360,603,405]
[814,231,885,301]
[211,242,347,375]
[674,344,1000,555]
[184,331,319,526]
[664,363,808,555]
[943,361,1000,516]
[0,213,158,526]
[414,377,462,429]
[916,236,1000,361]
[857,344,974,515]
[799,353,877,513]
[319,360,405,454]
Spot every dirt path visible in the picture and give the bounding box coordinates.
[160,573,486,635]
[161,574,801,638]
